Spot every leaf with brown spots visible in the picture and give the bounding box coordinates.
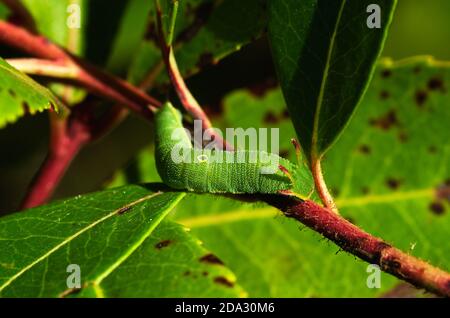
[0,57,60,128]
[171,57,450,298]
[324,56,450,293]
[129,0,268,86]
[110,58,450,298]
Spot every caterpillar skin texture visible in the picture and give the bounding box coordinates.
[155,103,304,194]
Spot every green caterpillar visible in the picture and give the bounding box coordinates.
[155,103,311,197]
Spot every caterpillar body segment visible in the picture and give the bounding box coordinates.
[155,103,307,196]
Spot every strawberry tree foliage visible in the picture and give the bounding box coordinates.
[0,0,448,298]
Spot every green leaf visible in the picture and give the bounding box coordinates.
[0,185,243,297]
[22,0,86,55]
[268,0,396,160]
[169,58,449,297]
[105,0,154,75]
[128,0,268,86]
[0,3,10,19]
[0,57,60,128]
[21,0,87,104]
[323,56,450,270]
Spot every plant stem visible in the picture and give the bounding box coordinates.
[0,21,161,117]
[263,195,450,297]
[21,112,90,209]
[1,0,37,33]
[6,58,79,78]
[166,0,179,46]
[312,157,339,214]
[155,3,233,150]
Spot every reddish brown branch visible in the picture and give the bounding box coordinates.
[1,0,37,33]
[264,195,450,297]
[21,100,129,209]
[21,112,90,209]
[0,21,161,117]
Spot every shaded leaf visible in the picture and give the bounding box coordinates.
[0,57,59,128]
[105,0,154,75]
[268,0,396,160]
[128,0,268,86]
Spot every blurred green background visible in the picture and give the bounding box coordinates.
[383,0,450,59]
[1,0,449,214]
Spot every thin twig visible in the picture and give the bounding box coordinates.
[21,111,91,209]
[6,58,79,78]
[0,19,162,207]
[1,0,37,33]
[312,158,339,214]
[0,21,161,117]
[155,2,233,150]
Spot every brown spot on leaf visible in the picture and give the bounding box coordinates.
[8,89,16,97]
[398,131,408,143]
[413,66,421,74]
[361,187,370,195]
[381,69,392,78]
[428,146,437,154]
[22,101,30,115]
[386,178,402,190]
[200,253,224,265]
[436,184,450,203]
[202,271,209,276]
[177,2,214,43]
[429,201,445,215]
[279,149,290,158]
[155,240,173,250]
[331,188,340,197]
[214,276,234,288]
[117,206,132,215]
[183,271,191,276]
[427,77,445,92]
[415,90,428,107]
[380,90,390,100]
[370,110,399,130]
[263,111,279,124]
[282,109,290,119]
[358,144,371,155]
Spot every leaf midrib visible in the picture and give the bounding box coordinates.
[311,0,347,158]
